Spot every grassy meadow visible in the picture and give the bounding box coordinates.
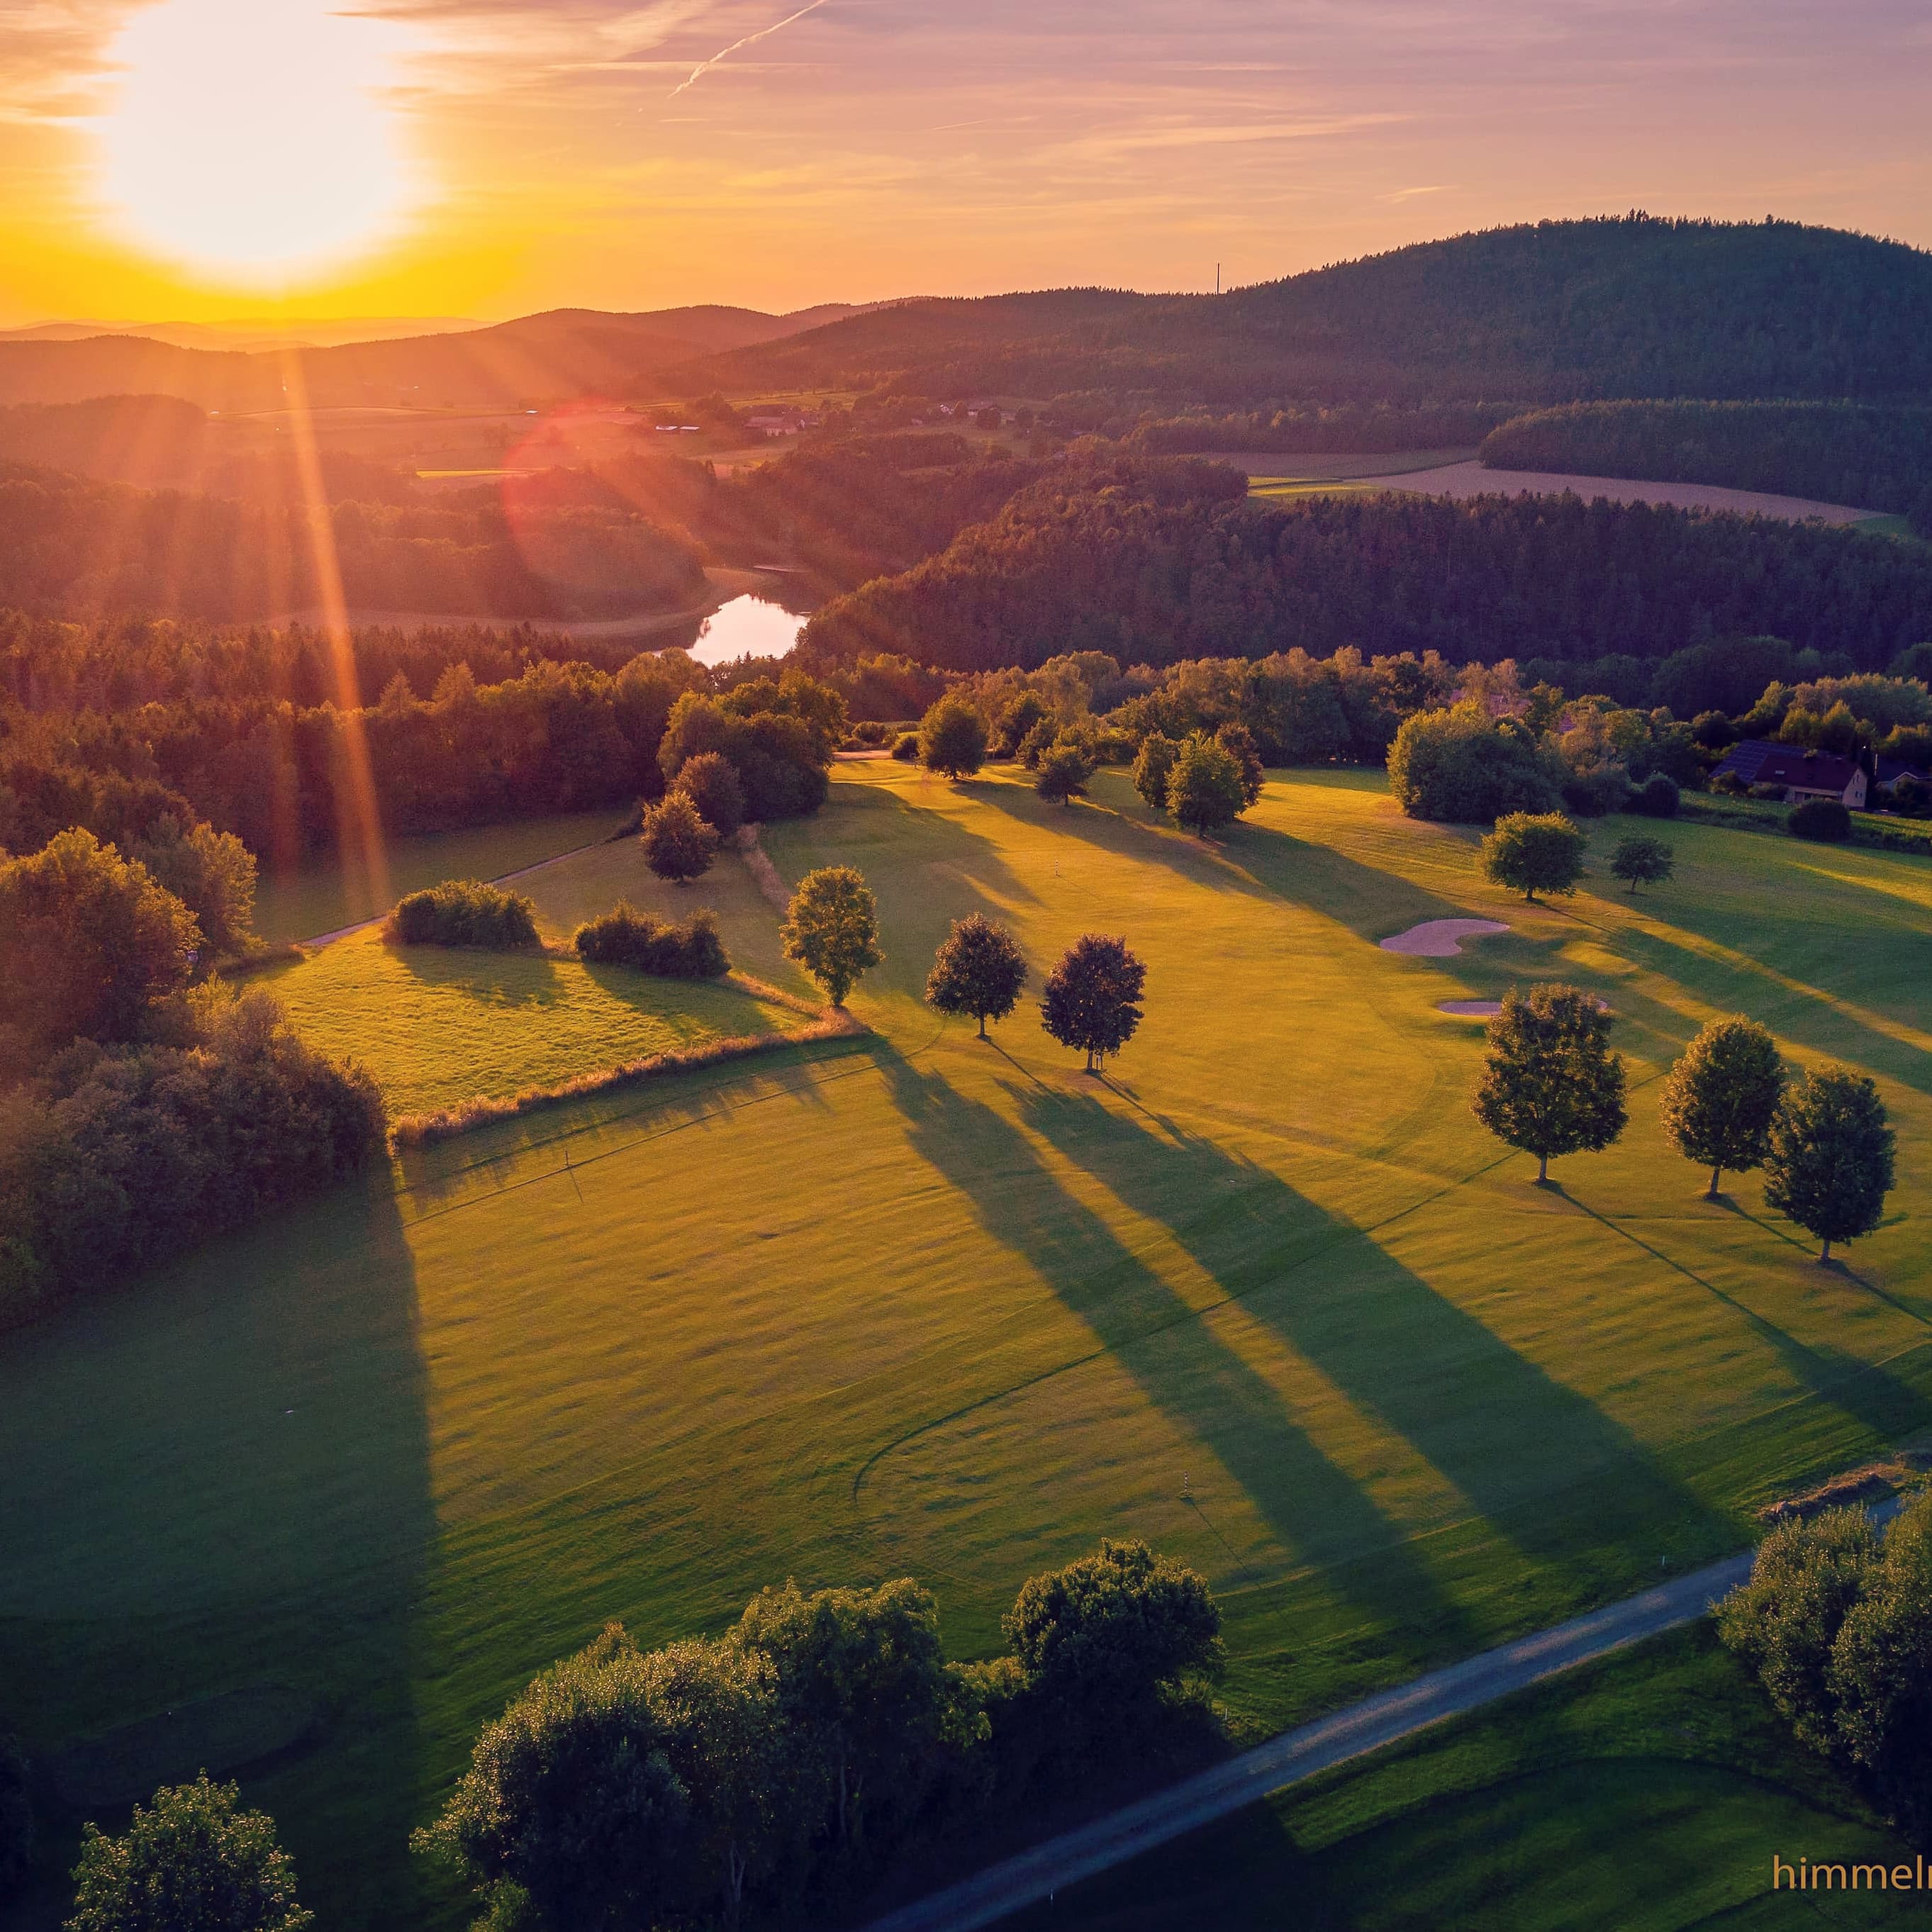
[4,761,1931,1928]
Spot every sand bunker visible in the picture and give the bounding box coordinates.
[1439,1000,1504,1017]
[1380,919,1509,956]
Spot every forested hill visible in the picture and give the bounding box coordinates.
[690,217,1932,407]
[797,457,1932,675]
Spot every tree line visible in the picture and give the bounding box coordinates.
[1480,400,1932,523]
[799,457,1932,676]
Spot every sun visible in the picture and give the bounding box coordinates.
[96,0,419,286]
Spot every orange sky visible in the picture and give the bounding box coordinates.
[2,0,1929,325]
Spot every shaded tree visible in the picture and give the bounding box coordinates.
[642,792,720,885]
[67,1775,311,1932]
[917,697,988,779]
[1480,811,1587,900]
[1165,732,1246,836]
[1609,832,1674,893]
[130,815,258,956]
[1473,982,1627,1183]
[0,827,201,1058]
[1388,703,1564,823]
[1130,732,1180,810]
[993,691,1049,758]
[925,914,1027,1038]
[781,866,882,1007]
[1763,1066,1895,1262]
[1034,742,1093,807]
[1040,934,1146,1071]
[672,752,747,839]
[1660,1016,1784,1198]
[1214,722,1265,808]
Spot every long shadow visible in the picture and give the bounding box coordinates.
[388,938,569,1008]
[1016,1088,1737,1595]
[0,1178,436,1932]
[870,1045,1480,1653]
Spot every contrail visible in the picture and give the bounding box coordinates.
[669,0,830,96]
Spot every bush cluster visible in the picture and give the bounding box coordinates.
[419,1539,1219,1932]
[1788,796,1853,842]
[0,988,386,1322]
[388,878,540,949]
[573,905,730,978]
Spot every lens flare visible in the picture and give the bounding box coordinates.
[96,0,418,284]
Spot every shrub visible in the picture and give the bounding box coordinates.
[1480,812,1587,900]
[781,867,882,1007]
[389,878,539,948]
[0,988,386,1320]
[671,752,747,838]
[1788,796,1852,842]
[67,1774,312,1932]
[890,732,920,761]
[1388,702,1563,823]
[918,697,989,778]
[642,792,721,884]
[1629,772,1682,817]
[574,904,729,978]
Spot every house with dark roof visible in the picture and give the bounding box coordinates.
[1711,740,1868,808]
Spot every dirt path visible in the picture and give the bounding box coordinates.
[857,1515,1898,1932]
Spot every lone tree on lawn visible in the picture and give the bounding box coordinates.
[1034,742,1094,807]
[1609,833,1674,893]
[642,791,720,884]
[917,697,988,780]
[1473,982,1627,1183]
[1041,934,1146,1072]
[1480,811,1587,901]
[1660,1016,1784,1199]
[781,866,882,1007]
[1763,1066,1895,1263]
[1165,732,1246,837]
[67,1775,313,1932]
[1132,732,1180,810]
[925,914,1027,1037]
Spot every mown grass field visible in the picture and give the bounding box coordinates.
[4,762,1930,1929]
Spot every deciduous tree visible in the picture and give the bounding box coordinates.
[1480,811,1587,900]
[1609,832,1674,893]
[917,698,988,779]
[1660,1016,1784,1197]
[1040,934,1146,1071]
[1130,732,1180,810]
[1763,1066,1895,1262]
[67,1775,312,1932]
[925,915,1027,1037]
[781,866,882,1007]
[1214,722,1265,808]
[1034,742,1093,807]
[1472,982,1627,1183]
[642,792,720,885]
[671,751,747,839]
[1164,732,1246,836]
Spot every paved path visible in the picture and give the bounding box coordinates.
[859,1531,1845,1932]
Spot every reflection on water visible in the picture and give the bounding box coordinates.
[689,594,805,666]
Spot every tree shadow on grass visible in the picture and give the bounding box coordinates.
[386,938,571,1008]
[1014,1088,1737,1599]
[869,1044,1480,1657]
[0,1180,437,1932]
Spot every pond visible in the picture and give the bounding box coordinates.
[688,594,805,666]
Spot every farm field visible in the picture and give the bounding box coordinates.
[251,809,617,943]
[3,762,1930,1929]
[1003,1624,1925,1931]
[255,928,814,1119]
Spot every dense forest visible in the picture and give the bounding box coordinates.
[1129,403,1517,455]
[1480,401,1932,518]
[798,457,1932,675]
[690,218,1932,409]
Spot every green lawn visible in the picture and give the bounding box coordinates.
[1005,1626,1925,1931]
[4,764,1931,1930]
[255,927,813,1119]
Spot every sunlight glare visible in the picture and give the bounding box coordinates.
[96,0,418,284]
